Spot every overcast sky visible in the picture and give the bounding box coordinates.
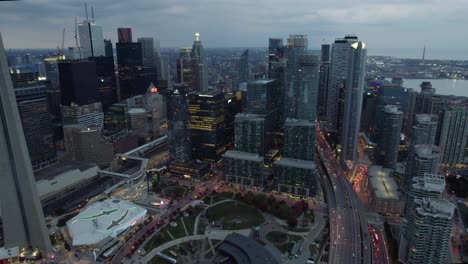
[0,0,467,55]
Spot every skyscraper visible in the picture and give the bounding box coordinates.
[191,33,208,92]
[117,28,133,43]
[283,118,315,161]
[117,31,156,99]
[188,90,225,162]
[234,113,265,155]
[166,85,191,162]
[268,38,284,79]
[137,37,155,67]
[247,79,281,133]
[0,32,51,256]
[78,18,105,58]
[378,105,403,169]
[340,39,367,162]
[58,60,99,106]
[321,44,331,62]
[239,49,249,84]
[439,107,468,166]
[400,198,454,264]
[317,60,330,120]
[326,35,359,133]
[90,56,117,109]
[176,47,192,85]
[284,35,308,120]
[411,114,438,146]
[296,54,319,122]
[104,39,113,57]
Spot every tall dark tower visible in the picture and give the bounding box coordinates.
[0,32,52,257]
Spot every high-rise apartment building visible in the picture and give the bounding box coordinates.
[399,198,454,264]
[234,113,265,155]
[274,158,318,197]
[439,107,468,166]
[191,33,208,92]
[325,35,359,133]
[222,150,264,186]
[296,54,319,122]
[284,35,308,120]
[340,39,367,163]
[283,118,315,161]
[317,60,330,120]
[78,18,105,58]
[0,32,52,256]
[411,114,438,146]
[379,105,403,169]
[405,144,440,184]
[239,49,249,84]
[188,90,225,162]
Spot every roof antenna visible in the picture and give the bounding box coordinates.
[85,2,89,21]
[91,6,95,22]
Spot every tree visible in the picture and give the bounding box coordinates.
[252,194,267,208]
[244,191,254,204]
[287,216,298,227]
[267,195,276,205]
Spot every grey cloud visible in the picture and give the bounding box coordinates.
[0,0,467,50]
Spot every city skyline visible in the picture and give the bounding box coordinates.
[1,0,468,59]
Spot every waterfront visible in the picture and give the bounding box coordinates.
[402,79,468,97]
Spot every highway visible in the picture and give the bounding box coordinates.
[317,127,372,264]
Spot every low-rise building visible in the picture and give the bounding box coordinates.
[367,165,405,216]
[66,199,147,253]
[222,150,264,186]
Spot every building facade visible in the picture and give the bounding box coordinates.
[188,90,225,162]
[439,107,468,166]
[283,118,315,161]
[274,158,318,197]
[340,39,367,163]
[58,60,99,106]
[78,19,105,58]
[222,150,264,186]
[234,113,265,155]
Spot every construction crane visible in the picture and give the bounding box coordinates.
[57,28,66,60]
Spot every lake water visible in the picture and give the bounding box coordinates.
[402,79,468,97]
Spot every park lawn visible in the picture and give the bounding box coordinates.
[166,218,187,239]
[183,215,197,235]
[206,201,264,230]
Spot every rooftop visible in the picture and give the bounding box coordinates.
[67,199,147,246]
[412,173,446,193]
[274,158,316,170]
[35,160,96,181]
[368,165,399,200]
[414,144,440,158]
[219,233,280,264]
[127,108,146,114]
[235,113,265,121]
[249,79,275,85]
[222,150,264,162]
[415,198,455,219]
[415,114,437,124]
[285,118,314,127]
